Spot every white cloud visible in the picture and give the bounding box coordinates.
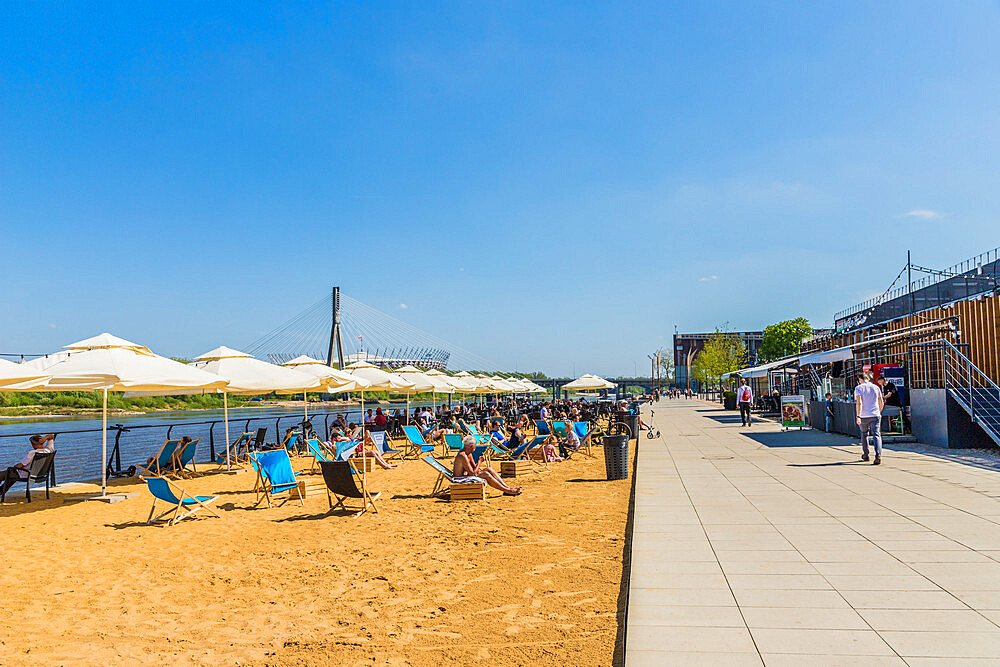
[458,267,465,272]
[399,303,408,309]
[698,275,719,282]
[50,323,56,328]
[903,209,944,220]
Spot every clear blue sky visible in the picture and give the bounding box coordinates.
[2,2,998,377]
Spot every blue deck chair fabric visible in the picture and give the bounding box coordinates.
[144,476,220,526]
[471,445,488,464]
[305,438,332,471]
[335,440,360,461]
[509,435,547,460]
[534,420,551,435]
[137,439,182,476]
[552,421,569,438]
[444,433,465,451]
[401,426,436,457]
[283,432,302,452]
[252,449,302,508]
[422,455,455,496]
[172,438,200,476]
[369,430,392,455]
[574,422,589,439]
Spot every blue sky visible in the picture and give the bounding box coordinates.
[2,2,999,377]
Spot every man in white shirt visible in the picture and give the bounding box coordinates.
[1,433,55,496]
[736,379,753,427]
[854,372,885,465]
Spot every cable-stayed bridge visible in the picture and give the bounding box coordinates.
[244,287,500,371]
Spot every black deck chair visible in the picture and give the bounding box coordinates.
[318,460,380,518]
[2,451,56,502]
[250,427,266,452]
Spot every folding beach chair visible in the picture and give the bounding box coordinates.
[319,460,380,518]
[574,421,598,457]
[171,438,200,477]
[305,438,332,472]
[534,420,551,436]
[401,426,436,459]
[249,449,303,508]
[422,455,486,500]
[423,454,454,496]
[136,439,182,477]
[443,433,465,452]
[334,440,360,461]
[143,476,220,526]
[375,430,404,459]
[551,421,569,438]
[214,431,252,466]
[282,430,302,455]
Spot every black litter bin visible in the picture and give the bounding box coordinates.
[617,412,639,442]
[603,433,629,480]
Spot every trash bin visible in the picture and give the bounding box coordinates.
[617,412,639,442]
[603,433,629,480]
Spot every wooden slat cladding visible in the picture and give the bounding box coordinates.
[803,292,1000,385]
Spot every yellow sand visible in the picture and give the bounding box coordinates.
[0,451,629,665]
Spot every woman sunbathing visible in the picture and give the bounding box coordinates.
[453,436,521,496]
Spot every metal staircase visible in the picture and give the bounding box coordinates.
[923,339,1000,447]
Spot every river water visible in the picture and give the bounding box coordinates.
[0,400,444,485]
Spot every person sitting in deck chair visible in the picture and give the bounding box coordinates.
[453,435,521,496]
[1,434,55,496]
[541,435,563,463]
[488,424,507,447]
[558,425,581,459]
[357,427,398,470]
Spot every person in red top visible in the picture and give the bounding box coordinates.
[736,378,753,427]
[373,407,387,427]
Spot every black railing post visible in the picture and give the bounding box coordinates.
[209,422,216,461]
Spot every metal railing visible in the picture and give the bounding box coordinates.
[912,339,1000,446]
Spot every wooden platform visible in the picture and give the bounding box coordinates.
[449,483,486,501]
[350,457,373,473]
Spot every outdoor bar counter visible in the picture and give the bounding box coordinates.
[807,399,903,437]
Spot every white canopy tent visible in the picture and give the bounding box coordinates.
[37,333,230,494]
[722,357,800,380]
[797,347,854,366]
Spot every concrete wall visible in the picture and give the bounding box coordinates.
[911,389,948,448]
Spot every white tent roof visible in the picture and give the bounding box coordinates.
[282,355,371,392]
[562,373,616,390]
[344,361,416,391]
[191,347,323,394]
[797,347,854,366]
[722,357,800,379]
[38,333,229,393]
[0,358,50,390]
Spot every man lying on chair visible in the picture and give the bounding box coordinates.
[453,435,521,496]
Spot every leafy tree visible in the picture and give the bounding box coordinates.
[760,317,812,362]
[691,326,747,385]
[655,347,674,380]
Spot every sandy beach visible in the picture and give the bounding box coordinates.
[0,450,629,665]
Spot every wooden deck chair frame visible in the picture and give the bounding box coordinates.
[170,438,201,478]
[422,455,455,498]
[320,460,381,518]
[136,439,182,477]
[143,476,221,526]
[216,431,252,467]
[305,437,331,472]
[249,450,304,508]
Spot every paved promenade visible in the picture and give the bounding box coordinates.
[625,399,1000,665]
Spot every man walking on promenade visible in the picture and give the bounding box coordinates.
[736,378,753,427]
[854,371,885,465]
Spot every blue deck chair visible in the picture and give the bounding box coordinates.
[401,426,436,458]
[534,420,551,436]
[305,438,332,471]
[551,421,569,438]
[171,438,200,477]
[444,433,465,451]
[250,449,303,508]
[283,431,302,454]
[334,440,360,461]
[374,430,403,459]
[574,421,598,457]
[143,476,220,526]
[136,439,182,476]
[214,432,251,465]
[422,455,455,496]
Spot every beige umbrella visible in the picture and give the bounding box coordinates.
[0,358,50,390]
[396,364,455,415]
[562,373,616,391]
[38,333,230,495]
[282,355,371,428]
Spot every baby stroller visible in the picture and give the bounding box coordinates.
[646,410,661,439]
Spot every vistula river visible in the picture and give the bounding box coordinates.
[0,399,444,486]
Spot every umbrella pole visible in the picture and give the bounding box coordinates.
[304,390,308,422]
[361,389,370,510]
[101,388,108,496]
[224,392,231,472]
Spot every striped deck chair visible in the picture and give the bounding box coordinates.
[143,476,220,526]
[249,449,303,508]
[401,426,436,459]
[136,439,182,477]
